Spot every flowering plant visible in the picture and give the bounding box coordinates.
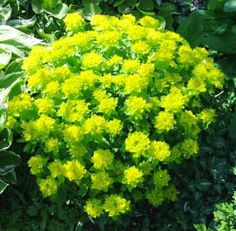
[5,13,224,218]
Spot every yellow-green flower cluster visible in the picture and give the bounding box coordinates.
[6,13,224,218]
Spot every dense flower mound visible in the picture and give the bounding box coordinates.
[5,13,224,218]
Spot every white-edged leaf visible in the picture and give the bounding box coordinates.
[0,179,8,194]
[0,25,42,48]
[0,49,11,69]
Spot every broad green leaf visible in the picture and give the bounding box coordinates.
[202,33,236,54]
[208,0,226,11]
[83,3,102,17]
[0,44,23,57]
[0,49,11,69]
[138,0,154,11]
[0,26,41,58]
[158,2,176,12]
[0,151,20,174]
[224,0,236,12]
[114,0,127,7]
[5,58,22,75]
[8,16,37,29]
[1,171,16,184]
[194,224,207,231]
[32,0,68,19]
[0,129,12,151]
[45,3,68,19]
[0,26,41,48]
[0,179,8,194]
[32,0,59,13]
[177,11,204,47]
[116,0,137,14]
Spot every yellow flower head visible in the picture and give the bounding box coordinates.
[64,12,85,32]
[91,149,114,169]
[123,166,143,188]
[103,194,130,217]
[125,132,150,158]
[63,160,87,182]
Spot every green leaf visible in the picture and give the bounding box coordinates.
[45,3,68,19]
[208,0,226,11]
[158,2,176,13]
[32,0,68,19]
[0,26,41,55]
[224,0,236,12]
[138,0,154,11]
[0,129,12,151]
[1,171,17,184]
[202,33,236,54]
[117,0,137,14]
[8,16,37,29]
[0,151,20,175]
[0,72,23,89]
[83,3,102,17]
[194,224,207,231]
[0,4,11,24]
[177,11,204,47]
[5,58,23,75]
[0,49,11,69]
[0,179,8,194]
[114,0,127,7]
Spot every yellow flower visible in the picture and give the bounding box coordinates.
[123,166,143,188]
[145,188,165,206]
[91,149,114,169]
[84,199,104,218]
[149,141,170,161]
[63,160,87,182]
[35,98,54,114]
[160,87,185,112]
[45,138,60,155]
[155,111,175,132]
[139,16,160,29]
[48,160,64,178]
[106,119,123,135]
[82,52,104,69]
[83,115,106,135]
[28,155,47,175]
[7,93,32,116]
[91,171,113,191]
[39,178,58,197]
[123,59,140,73]
[179,139,199,159]
[132,41,150,55]
[198,109,216,127]
[125,96,149,119]
[64,125,83,143]
[103,194,130,217]
[98,97,118,115]
[64,12,85,32]
[125,132,150,158]
[153,169,170,187]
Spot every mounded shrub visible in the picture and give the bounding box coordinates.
[5,13,224,218]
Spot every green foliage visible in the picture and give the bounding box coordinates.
[195,168,236,231]
[177,0,236,77]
